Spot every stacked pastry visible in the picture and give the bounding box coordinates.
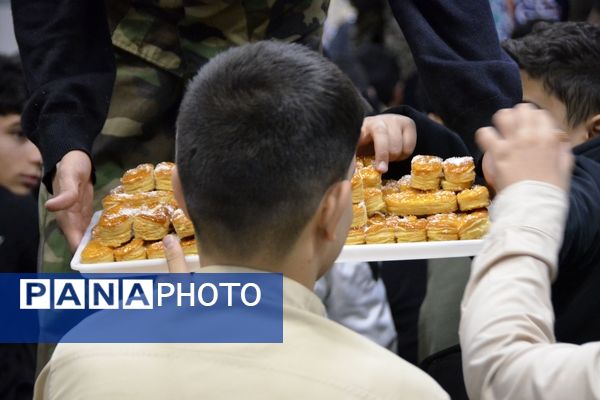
[348,155,490,245]
[81,162,199,263]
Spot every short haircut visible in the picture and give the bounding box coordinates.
[176,41,364,257]
[0,54,26,116]
[502,22,600,127]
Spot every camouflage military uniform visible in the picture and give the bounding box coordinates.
[37,0,328,366]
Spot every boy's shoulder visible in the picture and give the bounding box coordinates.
[283,305,449,399]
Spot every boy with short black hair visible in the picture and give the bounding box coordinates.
[501,22,600,344]
[503,22,600,146]
[35,41,448,399]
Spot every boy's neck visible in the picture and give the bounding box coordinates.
[199,242,322,291]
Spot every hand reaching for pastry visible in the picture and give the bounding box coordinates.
[358,114,417,173]
[163,234,190,273]
[477,104,573,193]
[45,150,94,252]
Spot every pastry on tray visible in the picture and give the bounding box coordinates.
[395,216,428,243]
[121,163,155,194]
[81,240,114,263]
[364,187,386,216]
[397,175,414,192]
[180,237,198,255]
[442,156,475,191]
[365,218,396,244]
[133,205,171,241]
[457,185,490,211]
[411,155,442,191]
[427,213,460,241]
[360,165,382,188]
[345,227,366,245]
[385,190,458,216]
[95,208,133,247]
[171,208,195,238]
[101,190,173,210]
[114,238,147,261]
[351,172,364,204]
[382,179,401,197]
[459,210,489,240]
[154,162,175,191]
[351,202,368,228]
[146,241,166,259]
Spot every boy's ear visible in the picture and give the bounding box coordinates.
[586,114,600,140]
[317,180,352,242]
[171,166,190,218]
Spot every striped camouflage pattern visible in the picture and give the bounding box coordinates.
[107,0,329,78]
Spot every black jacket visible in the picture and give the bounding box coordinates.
[553,135,600,344]
[388,0,521,157]
[11,0,115,190]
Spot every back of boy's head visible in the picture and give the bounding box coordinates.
[176,41,364,257]
[0,55,26,116]
[502,22,600,128]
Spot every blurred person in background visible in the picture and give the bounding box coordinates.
[0,53,41,400]
[502,21,600,345]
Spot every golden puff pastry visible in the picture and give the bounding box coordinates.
[382,180,401,197]
[364,187,387,216]
[146,241,166,259]
[442,157,475,191]
[360,165,382,188]
[398,175,415,192]
[96,210,133,247]
[81,240,114,263]
[395,216,428,243]
[351,202,368,228]
[457,185,490,211]
[121,163,155,193]
[411,155,443,191]
[459,210,490,240]
[427,213,460,241]
[367,213,388,226]
[345,227,366,245]
[365,219,396,244]
[101,190,172,211]
[181,237,199,255]
[351,172,364,204]
[385,190,457,217]
[91,224,100,240]
[133,205,172,241]
[114,238,146,261]
[359,156,374,168]
[154,162,175,191]
[171,208,195,238]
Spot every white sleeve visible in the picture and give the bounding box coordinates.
[459,181,600,400]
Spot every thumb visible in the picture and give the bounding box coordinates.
[45,177,79,212]
[163,234,189,273]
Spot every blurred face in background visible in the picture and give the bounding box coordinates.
[0,114,42,195]
[521,70,600,147]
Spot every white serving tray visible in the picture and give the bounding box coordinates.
[71,211,483,273]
